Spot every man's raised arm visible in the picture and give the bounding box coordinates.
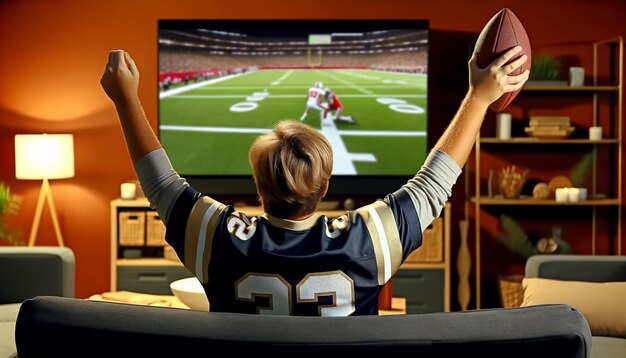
[435,46,529,167]
[100,50,189,224]
[100,50,161,163]
[395,46,529,231]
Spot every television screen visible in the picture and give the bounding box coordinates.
[158,20,428,196]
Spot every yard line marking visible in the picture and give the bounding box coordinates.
[160,125,272,134]
[277,70,293,81]
[159,71,256,99]
[349,153,377,162]
[338,130,426,137]
[318,70,373,94]
[320,119,357,175]
[371,70,428,78]
[160,124,426,137]
[167,94,427,99]
[192,85,424,90]
[270,70,294,86]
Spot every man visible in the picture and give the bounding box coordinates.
[299,81,327,124]
[100,47,528,316]
[323,87,356,124]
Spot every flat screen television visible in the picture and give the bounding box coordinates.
[158,20,429,197]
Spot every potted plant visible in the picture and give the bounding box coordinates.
[526,54,568,86]
[0,182,23,245]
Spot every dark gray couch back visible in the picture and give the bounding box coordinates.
[16,297,591,357]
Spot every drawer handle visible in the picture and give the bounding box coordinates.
[138,273,167,282]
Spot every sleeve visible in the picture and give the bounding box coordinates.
[358,148,461,280]
[133,148,189,224]
[133,148,230,284]
[165,186,230,284]
[390,149,461,232]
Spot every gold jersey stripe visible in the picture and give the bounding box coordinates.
[184,196,225,283]
[357,201,402,285]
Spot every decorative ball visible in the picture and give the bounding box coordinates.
[532,182,550,200]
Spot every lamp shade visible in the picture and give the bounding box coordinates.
[15,134,75,179]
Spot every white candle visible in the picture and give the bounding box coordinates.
[120,183,136,200]
[569,67,585,87]
[578,188,588,201]
[555,188,569,203]
[496,113,512,139]
[568,188,579,202]
[589,126,603,140]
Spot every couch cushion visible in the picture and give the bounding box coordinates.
[522,278,626,338]
[0,304,20,358]
[591,336,626,358]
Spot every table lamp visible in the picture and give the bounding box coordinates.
[15,134,74,247]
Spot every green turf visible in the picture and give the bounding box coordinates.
[159,69,428,175]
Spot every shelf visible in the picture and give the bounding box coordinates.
[470,36,623,310]
[522,85,619,92]
[117,258,183,267]
[479,138,620,144]
[401,262,447,270]
[111,197,150,207]
[471,196,620,206]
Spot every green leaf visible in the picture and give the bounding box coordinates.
[498,215,538,259]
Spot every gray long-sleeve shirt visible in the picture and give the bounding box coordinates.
[133,147,461,231]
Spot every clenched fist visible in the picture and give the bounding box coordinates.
[100,50,140,104]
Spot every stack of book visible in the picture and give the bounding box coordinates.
[525,116,575,139]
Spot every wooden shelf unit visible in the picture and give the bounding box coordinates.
[111,199,451,312]
[470,36,623,309]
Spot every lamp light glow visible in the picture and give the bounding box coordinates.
[15,134,74,180]
[14,133,75,247]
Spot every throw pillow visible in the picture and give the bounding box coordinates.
[521,277,626,338]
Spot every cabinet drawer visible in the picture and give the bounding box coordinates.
[392,269,444,314]
[117,266,193,295]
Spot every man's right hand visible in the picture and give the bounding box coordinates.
[468,46,529,107]
[100,50,140,105]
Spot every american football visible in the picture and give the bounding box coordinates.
[474,8,531,112]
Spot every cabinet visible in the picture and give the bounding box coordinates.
[111,199,450,311]
[470,37,623,309]
[110,198,192,294]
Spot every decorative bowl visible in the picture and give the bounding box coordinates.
[169,277,209,311]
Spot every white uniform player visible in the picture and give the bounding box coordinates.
[299,81,327,124]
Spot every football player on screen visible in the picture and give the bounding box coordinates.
[100,46,528,316]
[323,88,356,124]
[299,81,327,125]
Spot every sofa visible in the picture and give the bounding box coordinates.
[16,296,590,357]
[524,255,626,358]
[0,247,75,358]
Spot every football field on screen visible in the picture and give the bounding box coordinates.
[159,69,428,176]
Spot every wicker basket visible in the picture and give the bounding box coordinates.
[118,211,145,246]
[498,274,525,308]
[405,216,443,263]
[146,211,167,246]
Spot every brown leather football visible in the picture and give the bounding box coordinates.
[474,8,532,112]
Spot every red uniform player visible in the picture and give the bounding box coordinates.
[323,88,356,124]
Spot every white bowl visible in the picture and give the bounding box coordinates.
[169,277,209,311]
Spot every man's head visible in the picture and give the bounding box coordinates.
[314,81,323,89]
[249,120,333,219]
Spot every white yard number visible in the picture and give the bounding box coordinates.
[229,91,270,112]
[236,271,355,316]
[376,97,425,114]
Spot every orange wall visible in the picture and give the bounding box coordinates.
[0,0,624,300]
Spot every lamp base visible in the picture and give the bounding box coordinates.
[28,178,65,247]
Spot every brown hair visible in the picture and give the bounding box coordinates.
[249,120,333,219]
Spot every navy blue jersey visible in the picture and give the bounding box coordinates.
[166,187,422,316]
